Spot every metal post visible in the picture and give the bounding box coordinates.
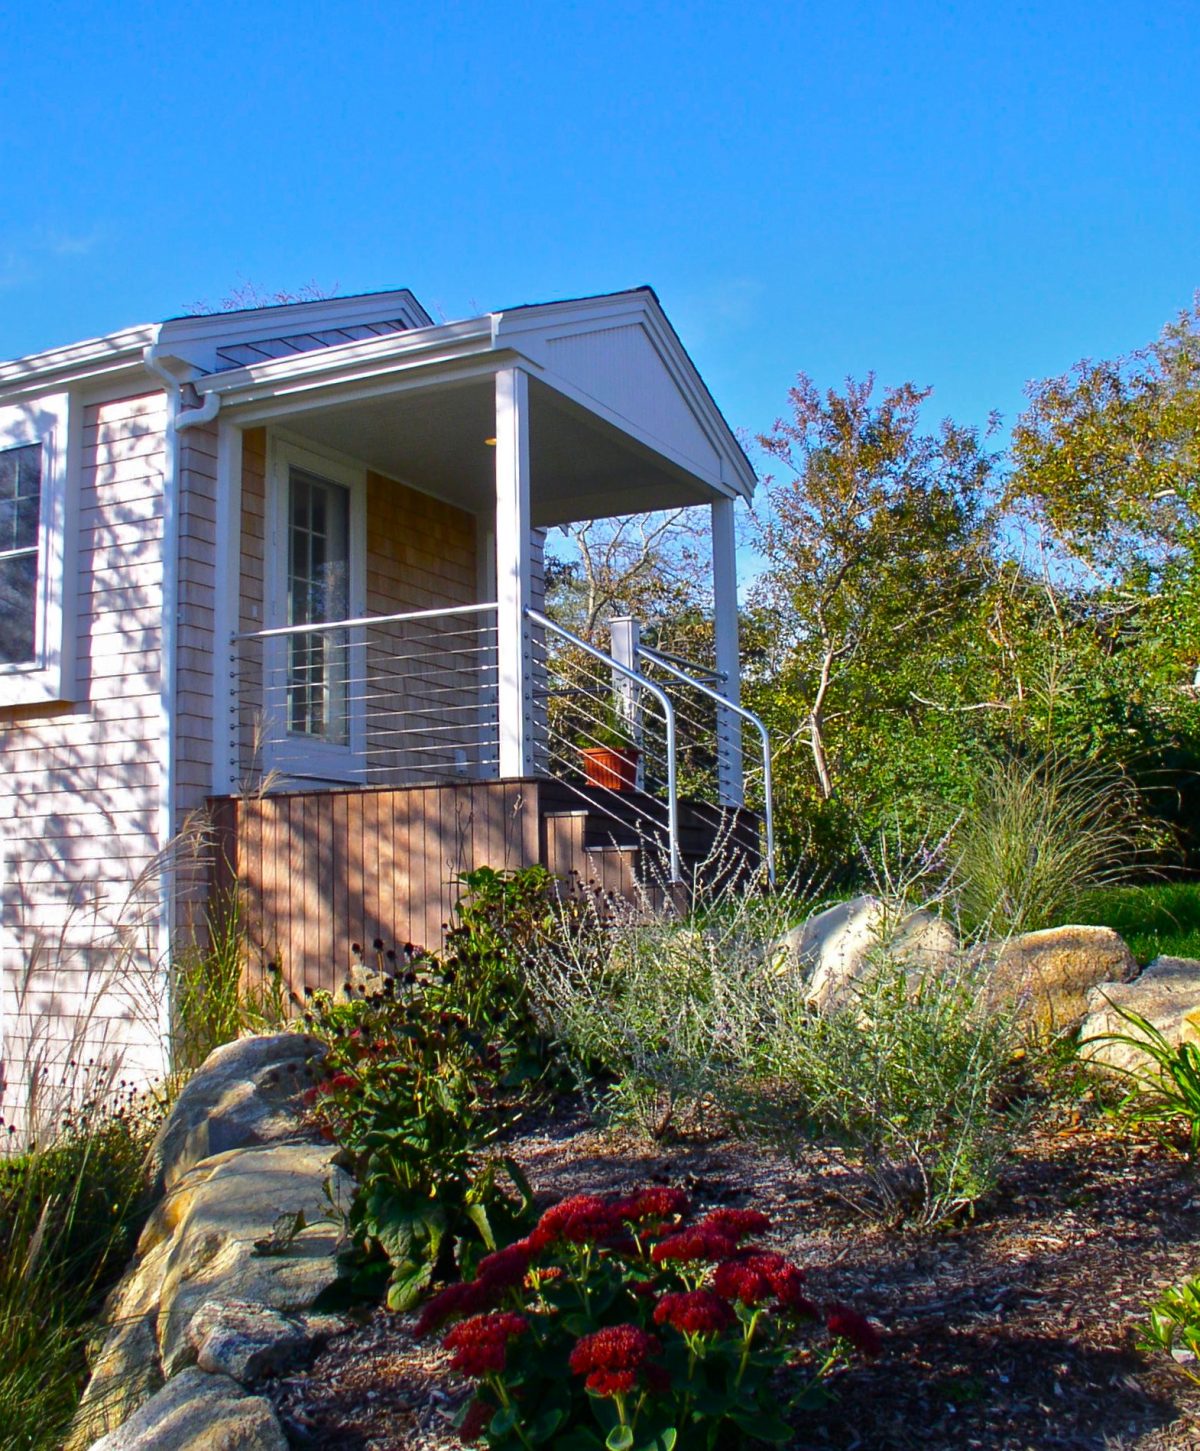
[609,615,644,790]
[711,495,743,806]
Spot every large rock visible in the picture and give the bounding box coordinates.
[1080,956,1200,1077]
[148,1033,327,1195]
[88,1367,288,1451]
[151,1141,353,1376]
[985,925,1138,1039]
[775,894,958,1010]
[71,1037,352,1451]
[67,1239,172,1449]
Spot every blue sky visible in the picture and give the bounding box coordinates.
[2,0,1198,455]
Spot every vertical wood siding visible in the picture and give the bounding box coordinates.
[217,779,542,1001]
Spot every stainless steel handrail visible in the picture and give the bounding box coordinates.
[527,608,682,885]
[234,600,499,642]
[637,644,775,886]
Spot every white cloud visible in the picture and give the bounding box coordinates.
[0,224,104,289]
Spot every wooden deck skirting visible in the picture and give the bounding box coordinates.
[208,780,549,1002]
[206,779,761,1005]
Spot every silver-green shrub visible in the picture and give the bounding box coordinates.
[524,874,1017,1228]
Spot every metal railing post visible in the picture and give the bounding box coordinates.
[636,645,776,887]
[527,608,682,885]
[608,616,645,791]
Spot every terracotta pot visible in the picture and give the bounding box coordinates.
[580,745,639,791]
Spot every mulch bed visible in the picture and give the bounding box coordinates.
[266,1099,1200,1450]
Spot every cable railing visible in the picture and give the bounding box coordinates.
[527,608,682,884]
[231,603,499,790]
[227,599,771,888]
[636,644,775,886]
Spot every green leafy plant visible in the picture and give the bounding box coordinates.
[1082,998,1200,1161]
[307,981,535,1310]
[754,953,1018,1227]
[576,702,639,752]
[416,1186,880,1449]
[441,866,557,1063]
[1141,1275,1200,1384]
[523,878,1015,1225]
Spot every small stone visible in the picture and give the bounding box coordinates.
[147,1034,328,1195]
[773,895,958,1010]
[188,1300,312,1384]
[1080,955,1200,1078]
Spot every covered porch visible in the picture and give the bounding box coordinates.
[188,290,767,978]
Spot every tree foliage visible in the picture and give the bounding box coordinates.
[541,302,1200,878]
[744,374,996,858]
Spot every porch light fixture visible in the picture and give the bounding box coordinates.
[484,436,497,446]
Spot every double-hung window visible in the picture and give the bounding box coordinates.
[0,394,72,707]
[0,444,43,665]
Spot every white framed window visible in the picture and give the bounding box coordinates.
[0,393,74,708]
[265,437,366,782]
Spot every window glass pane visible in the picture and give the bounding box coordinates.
[0,444,41,554]
[0,553,36,664]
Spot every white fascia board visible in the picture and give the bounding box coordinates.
[222,356,511,429]
[157,289,433,372]
[190,319,499,409]
[493,292,757,499]
[0,325,157,400]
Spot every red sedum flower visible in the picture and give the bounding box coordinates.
[456,1398,491,1443]
[825,1304,883,1356]
[415,1280,494,1338]
[712,1257,775,1305]
[569,1324,663,1397]
[529,1194,624,1251]
[444,1312,530,1377]
[700,1207,772,1240]
[585,1368,638,1396]
[653,1288,736,1336]
[615,1186,691,1222]
[650,1225,738,1266]
[476,1240,534,1291]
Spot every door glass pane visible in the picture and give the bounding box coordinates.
[286,469,350,743]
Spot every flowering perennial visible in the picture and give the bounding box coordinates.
[652,1288,735,1336]
[444,1312,530,1376]
[419,1185,882,1448]
[569,1324,665,1397]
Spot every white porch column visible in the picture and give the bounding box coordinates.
[712,495,744,806]
[495,367,535,777]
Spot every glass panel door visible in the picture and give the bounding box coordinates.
[286,467,350,743]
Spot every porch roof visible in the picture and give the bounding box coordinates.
[163,288,757,526]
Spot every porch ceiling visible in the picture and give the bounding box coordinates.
[278,375,721,527]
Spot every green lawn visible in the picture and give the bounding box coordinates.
[1070,882,1200,965]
